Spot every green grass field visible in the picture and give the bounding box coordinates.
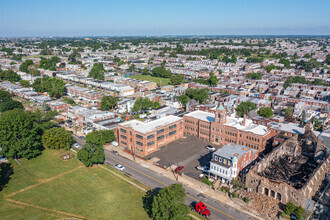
[128,75,171,86]
[0,150,149,220]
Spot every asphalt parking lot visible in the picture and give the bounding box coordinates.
[149,135,221,180]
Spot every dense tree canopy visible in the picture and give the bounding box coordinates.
[178,95,190,107]
[246,72,262,80]
[19,80,31,88]
[132,97,154,113]
[19,59,34,73]
[151,66,173,78]
[0,99,24,113]
[86,130,116,147]
[236,101,257,117]
[0,109,43,159]
[257,107,273,118]
[185,88,209,104]
[151,184,189,220]
[77,144,105,167]
[170,74,184,85]
[39,56,61,71]
[42,127,75,150]
[0,69,20,82]
[89,63,105,80]
[101,96,119,110]
[32,76,65,98]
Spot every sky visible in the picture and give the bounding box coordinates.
[0,0,329,37]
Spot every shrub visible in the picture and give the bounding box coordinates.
[201,177,213,186]
[244,197,250,203]
[220,187,229,193]
[284,201,296,215]
[231,192,237,198]
[279,212,286,218]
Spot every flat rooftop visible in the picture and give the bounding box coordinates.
[119,115,182,134]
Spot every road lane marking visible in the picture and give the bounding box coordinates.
[105,155,238,220]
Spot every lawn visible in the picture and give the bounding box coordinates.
[0,150,149,220]
[128,75,171,86]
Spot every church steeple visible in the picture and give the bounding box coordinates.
[215,104,226,124]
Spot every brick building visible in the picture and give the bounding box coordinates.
[210,143,259,183]
[183,105,272,152]
[246,127,329,207]
[117,116,183,157]
[66,85,103,101]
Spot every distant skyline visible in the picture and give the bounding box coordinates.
[1,0,330,37]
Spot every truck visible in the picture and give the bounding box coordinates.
[190,201,211,218]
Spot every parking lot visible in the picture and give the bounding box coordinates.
[149,135,221,180]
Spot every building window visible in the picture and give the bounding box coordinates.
[136,147,143,152]
[136,141,143,146]
[136,134,143,140]
[223,159,226,164]
[121,141,127,145]
[157,129,164,134]
[169,124,177,130]
[157,135,164,141]
[120,135,127,140]
[147,134,154,140]
[169,130,176,136]
[147,141,155,146]
[214,156,218,161]
[120,128,126,133]
[219,158,222,162]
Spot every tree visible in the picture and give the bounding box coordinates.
[178,95,190,108]
[235,102,257,117]
[170,74,184,85]
[151,66,172,78]
[294,206,305,220]
[284,201,296,215]
[257,107,273,118]
[326,54,330,65]
[300,110,306,125]
[19,80,30,88]
[42,127,75,150]
[32,76,65,98]
[0,69,20,82]
[185,88,209,104]
[0,109,43,159]
[284,106,293,117]
[153,101,160,109]
[246,72,262,80]
[142,67,149,75]
[86,130,116,147]
[129,64,135,72]
[132,97,153,113]
[0,99,24,112]
[100,96,119,111]
[77,144,105,167]
[151,184,189,220]
[19,59,34,73]
[89,63,105,80]
[0,90,10,102]
[209,74,218,86]
[41,101,51,112]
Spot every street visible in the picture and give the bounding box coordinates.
[104,149,256,220]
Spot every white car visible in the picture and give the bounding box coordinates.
[114,164,125,171]
[72,143,80,149]
[205,145,216,151]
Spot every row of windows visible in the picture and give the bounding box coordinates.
[136,141,143,146]
[169,130,176,136]
[121,134,127,140]
[225,138,236,144]
[185,120,195,125]
[211,165,228,175]
[120,128,126,133]
[169,124,177,130]
[157,128,164,134]
[147,134,154,140]
[246,136,260,142]
[157,135,164,141]
[200,124,210,129]
[185,126,195,131]
[147,141,155,146]
[200,130,209,136]
[238,141,259,150]
[136,134,143,140]
[225,131,237,137]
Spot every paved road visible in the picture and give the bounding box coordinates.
[104,149,256,220]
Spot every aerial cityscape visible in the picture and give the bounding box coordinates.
[0,1,329,220]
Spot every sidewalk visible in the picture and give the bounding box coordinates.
[104,144,264,220]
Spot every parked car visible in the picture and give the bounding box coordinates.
[114,164,125,171]
[205,145,216,151]
[175,166,184,172]
[196,165,203,171]
[72,143,80,149]
[112,150,119,155]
